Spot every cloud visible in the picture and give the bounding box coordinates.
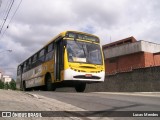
[71,0,127,26]
[0,0,160,78]
[15,0,76,26]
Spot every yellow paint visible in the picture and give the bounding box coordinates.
[17,30,105,89]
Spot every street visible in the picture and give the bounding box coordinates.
[0,89,160,120]
[30,91,160,110]
[30,91,160,120]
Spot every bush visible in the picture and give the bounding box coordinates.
[4,82,10,90]
[0,80,4,89]
[0,79,16,90]
[9,79,16,90]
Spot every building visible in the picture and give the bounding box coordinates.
[0,72,2,80]
[2,75,12,83]
[103,37,160,74]
[0,71,12,83]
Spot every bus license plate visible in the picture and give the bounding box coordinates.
[85,74,92,77]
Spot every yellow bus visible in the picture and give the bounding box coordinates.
[16,31,105,92]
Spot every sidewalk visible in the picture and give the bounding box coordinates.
[0,89,83,120]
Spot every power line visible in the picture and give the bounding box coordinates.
[0,0,12,28]
[0,0,23,39]
[8,0,22,25]
[0,0,12,39]
[0,0,14,34]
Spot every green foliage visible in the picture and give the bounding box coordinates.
[4,82,10,89]
[0,79,16,90]
[0,80,4,89]
[9,79,16,90]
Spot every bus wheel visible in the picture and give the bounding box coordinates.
[45,76,56,91]
[75,83,86,92]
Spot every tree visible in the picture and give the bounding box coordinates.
[0,80,4,89]
[9,79,16,90]
[0,79,16,90]
[4,82,9,89]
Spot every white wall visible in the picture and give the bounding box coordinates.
[0,73,2,80]
[103,40,160,59]
[2,75,12,83]
[141,41,160,53]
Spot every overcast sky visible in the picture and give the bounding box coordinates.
[0,0,160,79]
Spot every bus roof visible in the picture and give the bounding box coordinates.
[18,30,99,66]
[44,30,99,47]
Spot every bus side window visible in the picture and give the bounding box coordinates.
[38,49,45,63]
[48,43,53,52]
[45,43,54,61]
[28,58,32,69]
[32,54,38,67]
[23,62,27,72]
[26,60,29,71]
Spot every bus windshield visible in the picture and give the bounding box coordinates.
[66,40,102,65]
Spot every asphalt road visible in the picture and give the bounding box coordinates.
[29,91,160,120]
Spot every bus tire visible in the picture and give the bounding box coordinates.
[75,83,86,92]
[45,76,56,91]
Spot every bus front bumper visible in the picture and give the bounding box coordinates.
[63,68,105,83]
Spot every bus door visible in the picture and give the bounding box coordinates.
[54,39,64,81]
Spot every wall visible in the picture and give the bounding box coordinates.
[144,52,154,67]
[103,41,142,59]
[141,41,160,53]
[105,52,145,74]
[0,73,2,80]
[105,51,160,74]
[117,52,145,70]
[103,41,160,59]
[2,76,12,83]
[154,54,160,66]
[86,66,160,92]
[4,77,12,83]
